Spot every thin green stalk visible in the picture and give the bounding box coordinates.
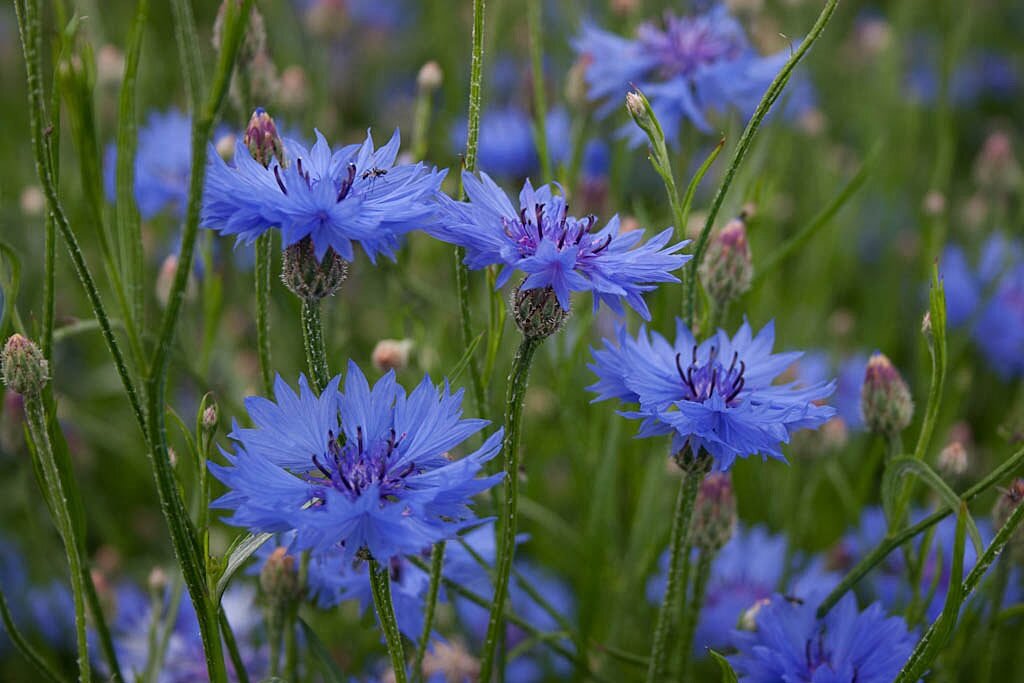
[413,541,446,683]
[478,335,540,683]
[41,214,55,359]
[453,0,488,417]
[817,441,1024,617]
[301,299,330,392]
[678,549,714,679]
[370,559,408,683]
[526,0,551,183]
[24,397,90,682]
[684,0,841,326]
[255,234,274,395]
[221,609,250,683]
[410,77,434,163]
[646,462,704,683]
[978,559,1010,683]
[0,588,66,683]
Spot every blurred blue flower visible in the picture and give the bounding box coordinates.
[104,109,195,220]
[430,173,688,316]
[211,364,502,563]
[793,351,868,431]
[451,106,571,180]
[647,525,839,655]
[202,129,445,262]
[573,4,812,146]
[730,592,915,683]
[906,39,1019,106]
[589,319,836,469]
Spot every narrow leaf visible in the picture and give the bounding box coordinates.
[215,532,273,601]
[709,649,739,683]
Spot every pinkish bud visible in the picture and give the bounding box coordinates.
[417,61,443,93]
[371,339,414,373]
[699,216,753,308]
[244,108,285,168]
[1,334,48,396]
[861,353,914,435]
[937,441,968,478]
[690,472,737,553]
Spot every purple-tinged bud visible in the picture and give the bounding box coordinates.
[372,339,414,373]
[96,44,125,89]
[511,284,569,340]
[993,479,1024,558]
[147,567,168,595]
[699,216,753,308]
[416,61,443,93]
[937,441,968,478]
[244,108,285,168]
[214,1,267,67]
[861,353,914,436]
[422,640,480,682]
[281,237,349,302]
[1,334,48,396]
[260,547,301,608]
[690,472,737,553]
[973,130,1022,194]
[279,66,310,109]
[202,403,219,434]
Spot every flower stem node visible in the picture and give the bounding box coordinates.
[281,237,349,302]
[512,284,570,340]
[699,216,753,308]
[690,472,737,553]
[672,446,713,477]
[860,352,913,436]
[244,108,285,169]
[1,334,49,396]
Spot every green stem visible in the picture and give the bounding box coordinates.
[646,461,704,683]
[370,559,408,683]
[526,0,551,183]
[24,397,90,682]
[410,78,433,163]
[684,0,841,326]
[0,588,65,683]
[255,233,274,395]
[413,541,446,683]
[677,549,714,679]
[817,441,1024,617]
[220,609,250,683]
[478,335,540,683]
[41,214,55,360]
[979,559,1010,683]
[300,299,330,392]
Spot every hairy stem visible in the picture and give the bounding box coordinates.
[370,559,408,683]
[413,541,446,683]
[301,299,331,392]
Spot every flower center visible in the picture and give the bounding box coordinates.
[308,427,413,502]
[675,345,746,405]
[501,202,609,258]
[640,14,745,80]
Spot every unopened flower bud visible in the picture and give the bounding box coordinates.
[861,353,913,436]
[699,216,753,308]
[147,567,168,595]
[19,186,45,216]
[2,334,49,396]
[156,254,197,307]
[565,58,590,110]
[279,65,310,109]
[417,61,443,93]
[993,479,1024,558]
[372,339,414,373]
[202,403,219,433]
[625,90,653,134]
[216,133,237,162]
[244,108,285,168]
[96,44,125,89]
[974,130,1022,193]
[922,190,946,217]
[260,547,301,608]
[214,1,267,67]
[690,472,737,553]
[422,640,480,681]
[511,285,569,340]
[738,597,771,631]
[281,237,349,302]
[937,441,967,478]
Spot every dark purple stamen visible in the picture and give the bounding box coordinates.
[273,165,288,195]
[336,163,357,202]
[674,344,747,405]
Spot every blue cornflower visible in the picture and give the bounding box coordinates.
[211,363,502,563]
[589,319,836,469]
[431,173,689,317]
[730,593,915,683]
[573,4,810,145]
[104,109,196,219]
[451,106,571,180]
[647,525,839,656]
[793,352,868,431]
[202,129,445,262]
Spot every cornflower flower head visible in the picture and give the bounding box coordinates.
[647,525,839,655]
[202,128,445,262]
[103,109,195,219]
[450,106,571,180]
[211,362,503,563]
[589,319,836,469]
[793,352,868,432]
[573,4,811,145]
[431,173,689,317]
[730,593,915,683]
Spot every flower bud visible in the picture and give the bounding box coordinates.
[260,547,301,608]
[96,44,125,89]
[938,441,968,478]
[690,472,737,553]
[861,353,913,436]
[214,1,267,68]
[565,58,590,111]
[422,640,480,682]
[19,186,45,216]
[244,108,285,168]
[2,334,49,396]
[511,285,569,340]
[202,403,219,434]
[625,90,653,134]
[699,216,753,308]
[279,65,310,109]
[973,130,1022,194]
[922,190,946,217]
[993,479,1024,558]
[281,237,349,302]
[156,254,198,307]
[417,61,443,93]
[216,133,238,162]
[147,567,168,595]
[372,339,414,373]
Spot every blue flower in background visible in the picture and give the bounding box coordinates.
[104,109,195,220]
[202,129,445,262]
[793,351,868,431]
[451,106,571,180]
[211,364,502,563]
[647,525,839,656]
[430,173,688,316]
[906,37,1019,106]
[730,592,915,683]
[574,4,812,145]
[589,319,836,469]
